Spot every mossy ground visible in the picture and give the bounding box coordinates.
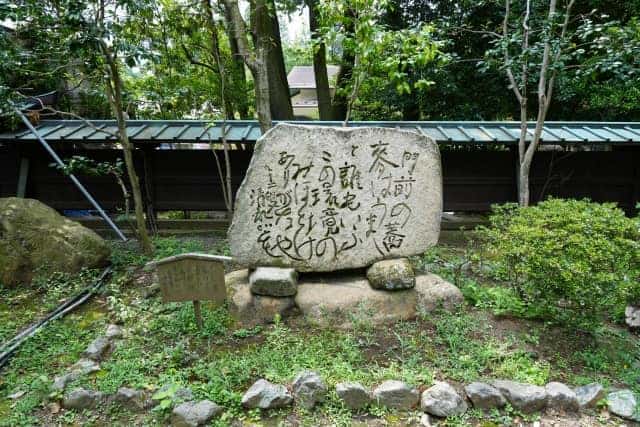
[0,234,637,426]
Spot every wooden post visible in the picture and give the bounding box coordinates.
[192,300,203,330]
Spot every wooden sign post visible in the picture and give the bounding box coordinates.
[148,253,232,329]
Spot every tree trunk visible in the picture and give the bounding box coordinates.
[307,0,332,120]
[223,0,272,131]
[202,0,235,120]
[223,5,250,119]
[329,9,356,120]
[255,46,273,132]
[251,0,293,120]
[518,163,531,207]
[103,50,153,254]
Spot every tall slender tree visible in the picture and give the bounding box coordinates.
[6,0,155,253]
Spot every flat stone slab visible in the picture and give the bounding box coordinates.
[229,124,442,272]
[227,270,461,328]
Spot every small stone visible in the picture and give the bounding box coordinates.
[143,282,161,298]
[52,359,101,391]
[72,358,101,374]
[116,387,154,412]
[241,379,293,409]
[415,274,464,313]
[171,400,223,427]
[105,324,123,339]
[367,258,416,290]
[292,371,327,409]
[52,372,78,391]
[464,382,506,410]
[62,387,103,410]
[336,382,371,410]
[420,381,467,417]
[226,270,297,327]
[626,306,640,328]
[491,380,547,413]
[249,267,298,297]
[608,389,639,421]
[8,390,26,400]
[420,413,433,427]
[545,382,579,412]
[574,383,605,408]
[157,384,194,402]
[83,336,111,361]
[372,380,419,410]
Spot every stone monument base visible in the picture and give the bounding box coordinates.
[225,270,463,328]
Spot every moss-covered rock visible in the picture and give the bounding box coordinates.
[0,197,110,286]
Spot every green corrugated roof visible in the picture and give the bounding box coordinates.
[2,120,640,145]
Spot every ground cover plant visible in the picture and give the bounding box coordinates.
[0,208,638,426]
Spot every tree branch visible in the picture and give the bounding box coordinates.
[502,0,523,104]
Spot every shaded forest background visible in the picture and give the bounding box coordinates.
[1,0,639,124]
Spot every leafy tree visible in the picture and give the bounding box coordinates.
[128,0,249,120]
[486,0,576,206]
[316,0,441,124]
[4,0,154,254]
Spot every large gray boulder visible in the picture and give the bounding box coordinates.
[171,400,223,427]
[0,197,110,286]
[420,381,468,417]
[292,371,327,409]
[464,382,506,410]
[241,379,293,409]
[366,258,415,290]
[229,124,442,272]
[372,380,419,410]
[491,380,547,413]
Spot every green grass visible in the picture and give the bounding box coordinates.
[0,268,101,343]
[1,236,638,426]
[0,305,107,426]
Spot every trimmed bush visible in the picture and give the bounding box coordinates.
[479,198,640,330]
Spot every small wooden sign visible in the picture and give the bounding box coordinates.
[148,253,232,328]
[150,253,231,304]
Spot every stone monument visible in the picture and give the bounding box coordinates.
[226,124,462,327]
[229,124,442,271]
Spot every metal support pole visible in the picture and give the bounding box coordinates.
[16,157,29,197]
[13,107,127,241]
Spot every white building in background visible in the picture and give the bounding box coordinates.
[287,65,340,119]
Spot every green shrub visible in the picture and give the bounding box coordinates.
[479,198,640,330]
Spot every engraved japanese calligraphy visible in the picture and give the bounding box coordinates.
[229,124,442,272]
